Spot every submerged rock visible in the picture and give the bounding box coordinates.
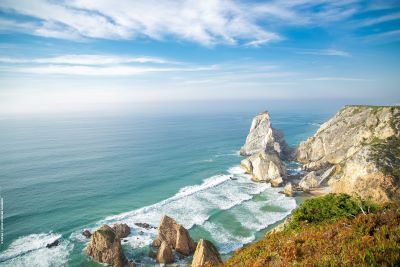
[46,239,59,248]
[191,239,222,267]
[156,241,175,264]
[86,225,125,267]
[112,223,131,239]
[134,222,156,230]
[82,230,92,238]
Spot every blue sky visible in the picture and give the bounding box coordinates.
[0,0,399,114]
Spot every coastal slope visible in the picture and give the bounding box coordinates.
[297,105,400,203]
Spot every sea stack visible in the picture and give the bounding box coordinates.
[240,111,289,186]
[297,105,400,203]
[86,225,126,267]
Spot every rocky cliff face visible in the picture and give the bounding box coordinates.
[240,112,288,186]
[297,106,400,203]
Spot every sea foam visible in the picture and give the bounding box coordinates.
[0,233,72,267]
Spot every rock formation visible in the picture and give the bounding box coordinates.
[86,225,125,267]
[112,223,131,239]
[240,112,289,158]
[152,215,196,261]
[82,230,92,238]
[192,239,222,267]
[297,105,400,203]
[298,171,318,190]
[156,241,174,264]
[240,112,289,186]
[283,183,294,197]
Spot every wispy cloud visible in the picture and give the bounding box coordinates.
[0,55,175,65]
[0,0,374,46]
[297,49,351,57]
[357,12,400,27]
[12,64,216,76]
[305,77,373,82]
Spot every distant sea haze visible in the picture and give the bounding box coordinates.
[0,109,333,266]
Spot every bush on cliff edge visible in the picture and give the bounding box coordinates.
[224,194,399,267]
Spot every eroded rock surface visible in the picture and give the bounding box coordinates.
[156,241,174,264]
[297,106,400,203]
[191,239,222,267]
[86,225,125,267]
[112,223,131,239]
[153,215,196,256]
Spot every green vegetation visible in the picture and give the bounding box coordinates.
[370,136,400,181]
[97,228,116,241]
[287,193,377,230]
[224,194,400,267]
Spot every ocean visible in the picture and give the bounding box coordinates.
[0,108,334,266]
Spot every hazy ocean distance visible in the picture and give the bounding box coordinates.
[0,108,334,266]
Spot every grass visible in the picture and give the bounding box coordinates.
[224,194,400,267]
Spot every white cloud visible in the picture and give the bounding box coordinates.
[11,64,216,76]
[305,77,373,81]
[0,0,367,46]
[0,55,174,65]
[357,12,400,27]
[297,49,351,57]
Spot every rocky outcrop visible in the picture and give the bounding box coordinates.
[152,215,196,260]
[297,105,400,203]
[240,112,289,158]
[112,223,131,239]
[241,150,286,185]
[283,183,294,197]
[86,225,125,267]
[191,239,222,267]
[156,241,174,264]
[298,171,318,190]
[240,112,290,186]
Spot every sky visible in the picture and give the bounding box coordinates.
[0,0,399,114]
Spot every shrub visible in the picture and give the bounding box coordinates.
[287,193,377,230]
[224,196,399,267]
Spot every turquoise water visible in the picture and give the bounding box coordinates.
[0,110,332,266]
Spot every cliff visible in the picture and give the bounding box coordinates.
[297,105,400,203]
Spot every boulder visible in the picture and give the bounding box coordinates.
[82,230,92,238]
[86,225,125,267]
[156,241,174,264]
[299,171,318,190]
[112,223,131,239]
[192,239,222,267]
[153,215,196,255]
[271,176,283,187]
[283,183,294,197]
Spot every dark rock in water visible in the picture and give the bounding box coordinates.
[46,239,59,248]
[82,230,92,238]
[134,222,156,230]
[127,261,136,267]
[139,231,144,235]
[112,223,131,239]
[123,239,128,243]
